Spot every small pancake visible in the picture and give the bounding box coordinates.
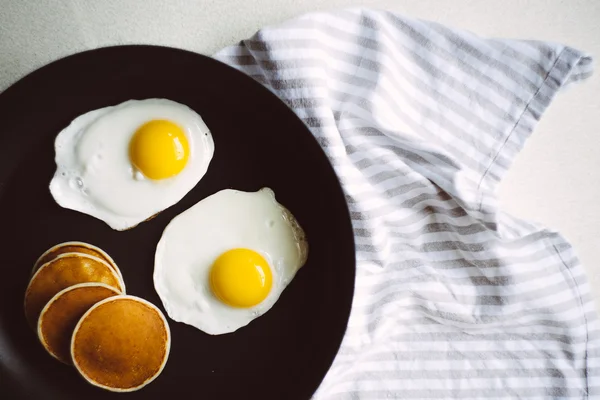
[38,283,120,364]
[24,253,124,329]
[33,241,123,283]
[71,295,170,392]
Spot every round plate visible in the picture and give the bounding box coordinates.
[0,46,355,399]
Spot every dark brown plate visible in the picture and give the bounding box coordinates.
[0,45,355,400]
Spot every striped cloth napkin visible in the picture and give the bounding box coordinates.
[215,8,598,399]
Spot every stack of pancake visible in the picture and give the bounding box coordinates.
[24,242,170,392]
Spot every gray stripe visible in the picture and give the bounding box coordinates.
[386,14,531,104]
[352,193,485,227]
[301,116,330,127]
[342,143,487,201]
[345,180,425,200]
[570,70,594,81]
[246,73,268,86]
[295,15,521,121]
[359,296,582,325]
[299,70,502,172]
[498,137,523,157]
[589,386,600,397]
[554,55,573,74]
[387,331,587,346]
[554,241,573,253]
[358,312,594,337]
[284,97,327,109]
[324,112,492,195]
[359,278,575,309]
[245,38,515,144]
[350,204,467,222]
[429,248,557,269]
[428,24,542,92]
[354,222,487,239]
[344,143,460,180]
[220,54,258,66]
[346,183,435,204]
[325,367,583,382]
[338,126,465,171]
[404,231,554,253]
[269,77,328,89]
[350,169,409,186]
[324,386,586,399]
[402,192,451,208]
[357,210,497,240]
[356,243,557,271]
[350,204,471,225]
[355,262,578,288]
[335,144,486,190]
[333,88,497,170]
[289,51,511,149]
[487,40,550,77]
[355,312,589,341]
[403,221,487,236]
[337,348,579,361]
[523,40,559,62]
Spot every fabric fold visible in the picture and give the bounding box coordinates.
[216,8,598,399]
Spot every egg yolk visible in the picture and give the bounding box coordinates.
[209,249,272,308]
[129,120,189,180]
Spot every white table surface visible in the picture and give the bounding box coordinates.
[2,0,600,309]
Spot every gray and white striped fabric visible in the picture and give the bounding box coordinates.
[215,8,598,399]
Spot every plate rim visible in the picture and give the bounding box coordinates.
[0,44,356,399]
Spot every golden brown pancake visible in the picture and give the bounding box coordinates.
[37,283,120,364]
[24,253,124,329]
[71,295,170,392]
[33,242,123,282]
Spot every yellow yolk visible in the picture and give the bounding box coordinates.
[209,249,272,308]
[129,120,189,180]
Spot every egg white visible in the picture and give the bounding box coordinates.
[50,99,214,230]
[153,188,308,335]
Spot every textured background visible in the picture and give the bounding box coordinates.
[2,0,600,309]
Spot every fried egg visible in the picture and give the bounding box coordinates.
[50,99,214,230]
[153,188,308,335]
